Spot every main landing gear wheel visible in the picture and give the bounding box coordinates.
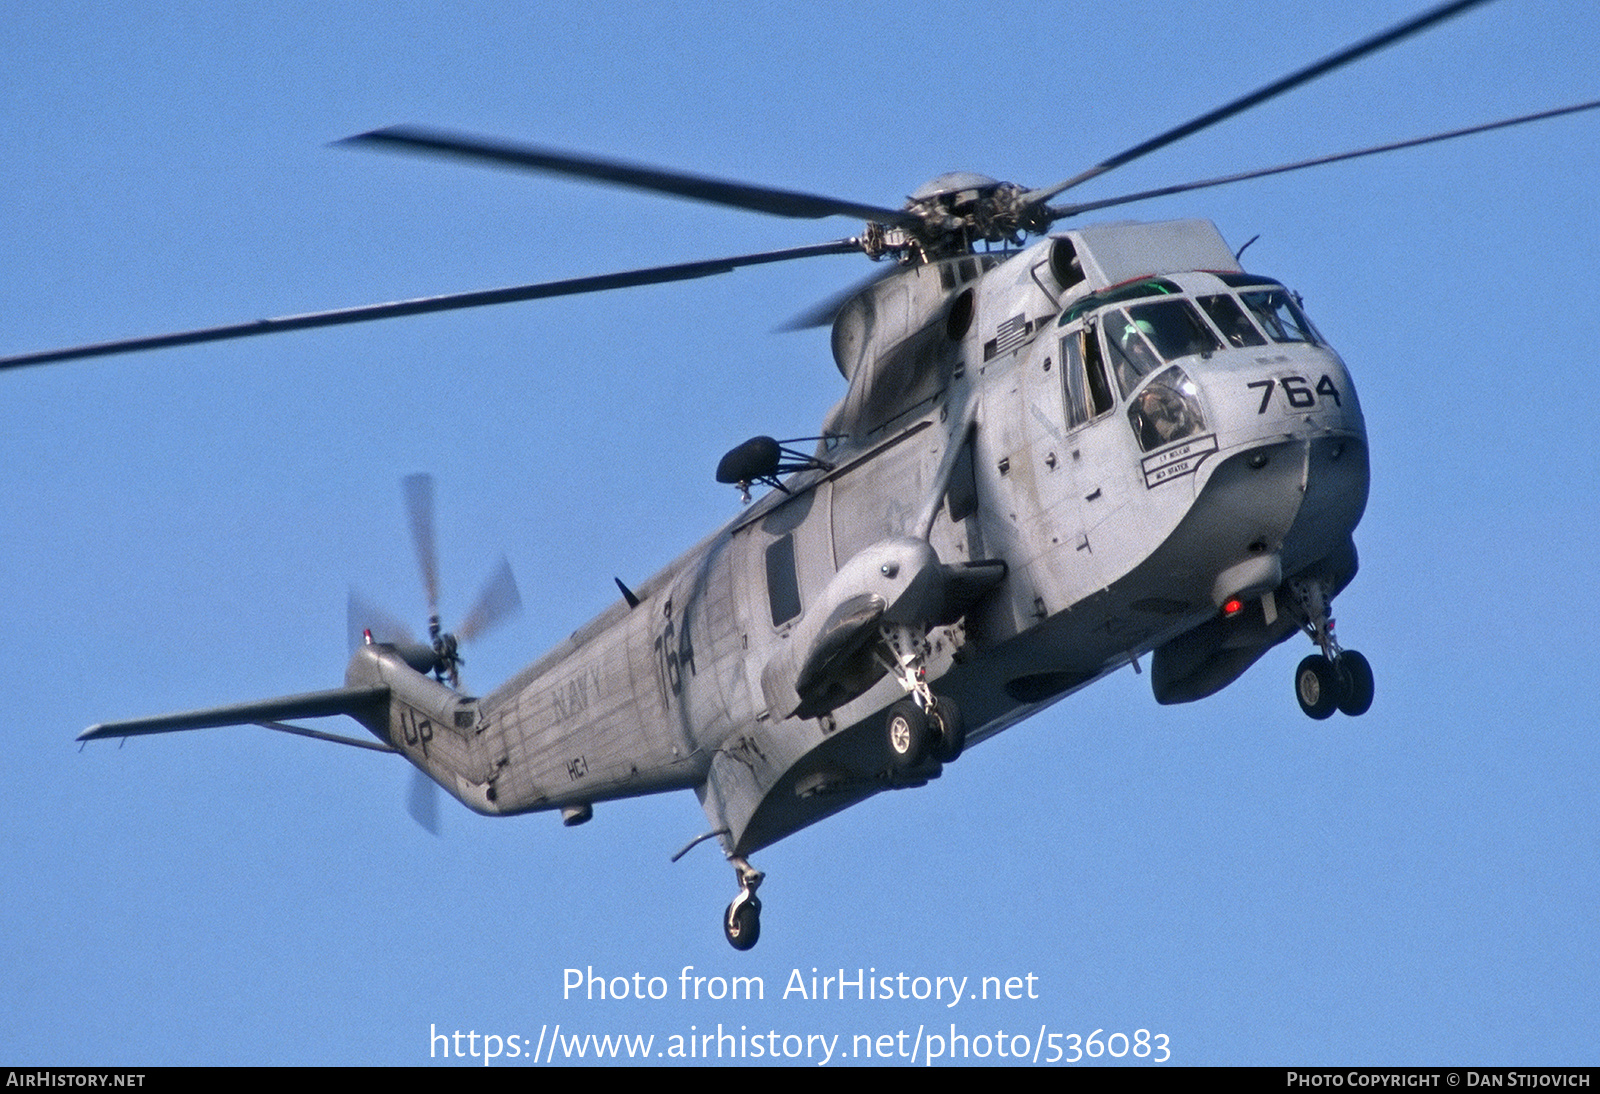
[886,698,929,771]
[1295,651,1375,719]
[1335,650,1374,716]
[928,697,965,763]
[1289,577,1373,720]
[1296,655,1340,720]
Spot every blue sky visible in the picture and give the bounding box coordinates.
[3,0,1596,1066]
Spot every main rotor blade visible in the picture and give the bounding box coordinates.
[456,556,522,645]
[343,126,920,228]
[403,473,439,620]
[0,239,863,371]
[1046,99,1600,221]
[776,265,901,332]
[1023,0,1496,206]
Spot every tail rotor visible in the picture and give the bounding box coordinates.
[352,473,523,690]
[348,475,524,835]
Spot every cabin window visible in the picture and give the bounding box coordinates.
[1058,277,1182,327]
[1129,299,1222,360]
[765,534,802,626]
[1215,277,1324,344]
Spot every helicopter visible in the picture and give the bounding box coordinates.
[12,0,1598,953]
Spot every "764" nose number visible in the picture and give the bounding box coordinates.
[1247,374,1342,414]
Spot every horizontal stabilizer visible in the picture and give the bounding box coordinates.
[79,685,391,742]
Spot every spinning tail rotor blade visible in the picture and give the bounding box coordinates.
[374,476,525,689]
[407,768,442,836]
[456,556,522,645]
[347,589,416,653]
[403,473,440,622]
[366,476,519,834]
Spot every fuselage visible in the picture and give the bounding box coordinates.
[357,219,1369,858]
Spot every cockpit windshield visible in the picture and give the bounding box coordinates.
[1240,287,1318,343]
[1057,275,1329,450]
[1101,299,1221,397]
[1196,294,1268,348]
[1210,275,1321,344]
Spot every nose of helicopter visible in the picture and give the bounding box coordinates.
[1197,342,1365,457]
[1182,343,1369,602]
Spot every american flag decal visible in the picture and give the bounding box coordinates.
[984,313,1032,360]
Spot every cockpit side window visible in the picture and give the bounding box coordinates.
[1083,327,1114,418]
[1061,336,1089,429]
[1059,328,1115,429]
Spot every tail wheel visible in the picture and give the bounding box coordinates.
[723,898,761,951]
[1295,655,1340,720]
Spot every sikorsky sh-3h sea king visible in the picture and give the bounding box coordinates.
[13,1,1597,949]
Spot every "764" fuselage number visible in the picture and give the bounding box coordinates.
[1247,373,1342,414]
